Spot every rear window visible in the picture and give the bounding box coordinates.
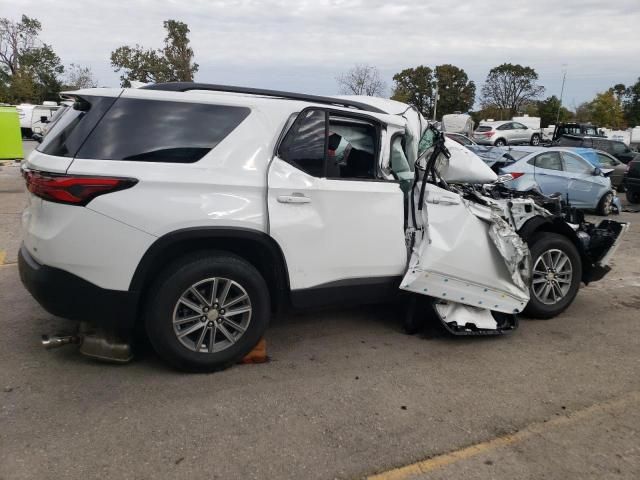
[37,96,117,157]
[476,125,492,132]
[76,98,250,163]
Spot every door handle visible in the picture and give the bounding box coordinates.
[277,194,311,204]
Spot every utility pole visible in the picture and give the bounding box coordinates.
[556,65,567,126]
[432,82,439,122]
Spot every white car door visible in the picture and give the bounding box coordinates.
[267,108,407,299]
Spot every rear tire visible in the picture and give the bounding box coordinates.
[597,192,613,216]
[494,138,507,147]
[524,233,582,319]
[627,189,640,204]
[145,252,270,372]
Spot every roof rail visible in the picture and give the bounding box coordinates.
[140,82,387,114]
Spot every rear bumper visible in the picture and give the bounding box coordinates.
[18,245,138,330]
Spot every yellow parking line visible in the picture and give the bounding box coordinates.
[368,392,640,480]
[0,250,6,265]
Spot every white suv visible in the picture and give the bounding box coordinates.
[474,120,541,147]
[19,83,625,371]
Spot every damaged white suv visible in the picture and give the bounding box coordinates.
[19,83,628,371]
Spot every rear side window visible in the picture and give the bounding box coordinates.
[37,96,117,157]
[476,125,492,132]
[76,98,250,163]
[533,152,562,171]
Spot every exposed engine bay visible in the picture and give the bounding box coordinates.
[401,127,629,335]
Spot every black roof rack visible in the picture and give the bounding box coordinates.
[140,82,387,114]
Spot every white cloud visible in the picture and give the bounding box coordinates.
[2,0,639,105]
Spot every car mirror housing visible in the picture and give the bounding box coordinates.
[593,167,602,176]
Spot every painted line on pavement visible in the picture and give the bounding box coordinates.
[368,391,640,480]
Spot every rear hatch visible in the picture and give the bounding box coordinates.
[474,125,493,140]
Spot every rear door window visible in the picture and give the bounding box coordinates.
[326,115,377,179]
[278,109,326,177]
[533,152,562,171]
[497,123,513,131]
[76,98,250,163]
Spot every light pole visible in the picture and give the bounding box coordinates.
[556,65,568,126]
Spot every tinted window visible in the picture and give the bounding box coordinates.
[497,123,512,131]
[76,98,250,162]
[38,96,117,157]
[534,152,562,170]
[512,122,526,129]
[476,125,492,132]
[326,115,377,179]
[562,152,592,173]
[279,109,326,177]
[612,142,628,154]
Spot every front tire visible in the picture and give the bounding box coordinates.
[524,233,582,319]
[145,252,270,372]
[627,189,640,204]
[530,134,541,146]
[597,192,613,216]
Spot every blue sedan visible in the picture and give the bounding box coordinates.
[500,147,615,215]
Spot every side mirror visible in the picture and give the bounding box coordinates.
[593,167,602,176]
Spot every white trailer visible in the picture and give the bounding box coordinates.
[442,113,474,136]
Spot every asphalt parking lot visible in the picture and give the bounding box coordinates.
[1,141,639,479]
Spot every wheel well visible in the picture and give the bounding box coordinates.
[130,228,290,320]
[519,217,590,278]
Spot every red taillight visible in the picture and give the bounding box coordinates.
[23,170,137,206]
[509,172,525,179]
[485,131,495,137]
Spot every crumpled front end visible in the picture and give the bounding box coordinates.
[401,131,538,334]
[401,182,531,317]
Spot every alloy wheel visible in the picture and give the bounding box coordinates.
[531,249,573,305]
[172,277,252,353]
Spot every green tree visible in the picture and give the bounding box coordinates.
[589,89,624,128]
[0,15,64,103]
[111,20,198,86]
[536,95,573,127]
[390,65,435,118]
[621,78,640,127]
[434,64,475,117]
[480,63,545,117]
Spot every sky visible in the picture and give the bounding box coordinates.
[2,0,639,109]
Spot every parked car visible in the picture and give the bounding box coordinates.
[623,159,640,203]
[18,83,627,371]
[555,135,638,164]
[474,121,542,147]
[590,150,626,191]
[500,147,617,215]
[444,132,477,146]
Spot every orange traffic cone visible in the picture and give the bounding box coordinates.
[239,337,268,364]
